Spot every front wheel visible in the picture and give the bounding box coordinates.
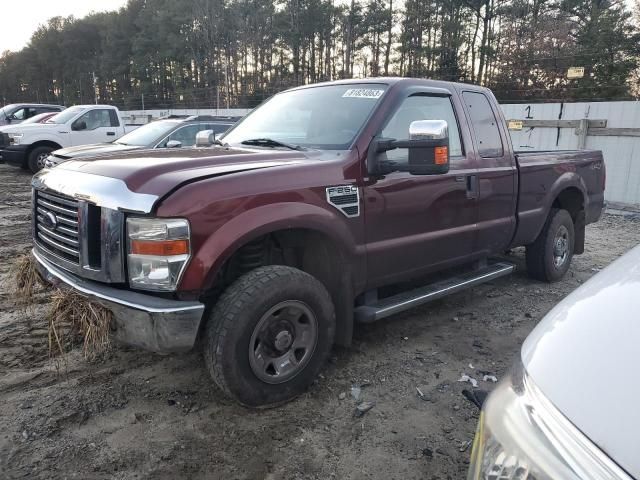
[203,265,336,407]
[27,146,54,173]
[526,208,575,282]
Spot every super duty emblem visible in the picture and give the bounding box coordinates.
[326,185,360,218]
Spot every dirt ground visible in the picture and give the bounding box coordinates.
[1,162,639,480]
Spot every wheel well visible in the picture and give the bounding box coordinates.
[28,141,62,156]
[207,229,355,346]
[552,187,584,221]
[552,187,586,254]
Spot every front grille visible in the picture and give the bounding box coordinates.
[34,190,80,263]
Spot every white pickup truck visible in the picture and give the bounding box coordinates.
[0,105,137,172]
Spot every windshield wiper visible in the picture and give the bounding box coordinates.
[241,138,305,151]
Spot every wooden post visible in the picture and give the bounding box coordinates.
[577,119,588,149]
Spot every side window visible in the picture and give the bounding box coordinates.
[11,108,26,120]
[381,95,464,166]
[108,109,120,127]
[166,125,202,147]
[462,91,503,158]
[209,123,232,135]
[77,109,112,130]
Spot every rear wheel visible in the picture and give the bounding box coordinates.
[203,265,336,407]
[526,208,575,282]
[27,146,54,173]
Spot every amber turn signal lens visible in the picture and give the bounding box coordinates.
[435,146,448,165]
[131,239,189,256]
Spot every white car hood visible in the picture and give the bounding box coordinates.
[0,123,59,134]
[522,244,640,478]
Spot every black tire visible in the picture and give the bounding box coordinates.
[526,208,575,282]
[203,265,336,407]
[27,146,54,173]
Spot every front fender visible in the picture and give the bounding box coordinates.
[27,134,64,147]
[179,202,363,292]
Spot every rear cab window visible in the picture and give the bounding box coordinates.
[462,91,503,158]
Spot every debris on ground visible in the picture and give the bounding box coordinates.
[351,385,361,401]
[457,374,478,388]
[48,289,112,359]
[462,389,489,410]
[483,375,498,383]
[354,401,375,417]
[458,440,471,452]
[8,252,44,301]
[339,392,346,400]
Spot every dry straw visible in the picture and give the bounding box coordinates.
[48,289,112,359]
[8,252,42,302]
[8,252,113,359]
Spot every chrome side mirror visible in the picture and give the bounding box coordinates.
[409,119,448,141]
[195,130,215,147]
[368,119,450,176]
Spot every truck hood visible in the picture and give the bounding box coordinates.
[522,244,640,478]
[51,143,141,159]
[0,123,60,134]
[36,146,332,212]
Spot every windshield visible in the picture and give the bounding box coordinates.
[48,106,87,124]
[222,83,388,149]
[0,105,18,119]
[116,120,178,146]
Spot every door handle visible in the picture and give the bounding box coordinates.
[466,174,479,200]
[106,131,115,136]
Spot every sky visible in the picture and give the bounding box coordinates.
[2,0,637,54]
[1,0,128,53]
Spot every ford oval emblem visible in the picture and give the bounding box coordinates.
[42,212,58,230]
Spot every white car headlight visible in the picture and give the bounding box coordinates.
[126,217,191,291]
[468,364,632,480]
[8,133,23,145]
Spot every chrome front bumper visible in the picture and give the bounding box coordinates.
[33,248,205,353]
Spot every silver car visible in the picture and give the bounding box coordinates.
[468,245,640,479]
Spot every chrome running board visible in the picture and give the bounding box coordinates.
[354,261,515,323]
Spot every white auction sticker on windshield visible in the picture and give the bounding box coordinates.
[342,88,385,99]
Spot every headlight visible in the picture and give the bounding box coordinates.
[126,217,191,291]
[468,364,631,480]
[8,133,23,145]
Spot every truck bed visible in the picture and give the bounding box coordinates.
[512,149,606,247]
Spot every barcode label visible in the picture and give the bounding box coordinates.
[342,88,385,99]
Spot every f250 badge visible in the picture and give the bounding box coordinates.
[326,185,360,218]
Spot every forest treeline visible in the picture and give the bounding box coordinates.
[0,0,638,109]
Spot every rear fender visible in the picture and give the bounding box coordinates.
[513,172,588,246]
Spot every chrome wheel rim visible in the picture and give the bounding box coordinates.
[249,300,318,384]
[553,225,570,268]
[36,152,49,169]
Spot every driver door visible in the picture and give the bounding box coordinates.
[71,109,119,145]
[363,93,480,287]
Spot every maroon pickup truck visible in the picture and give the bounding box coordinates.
[32,78,605,406]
